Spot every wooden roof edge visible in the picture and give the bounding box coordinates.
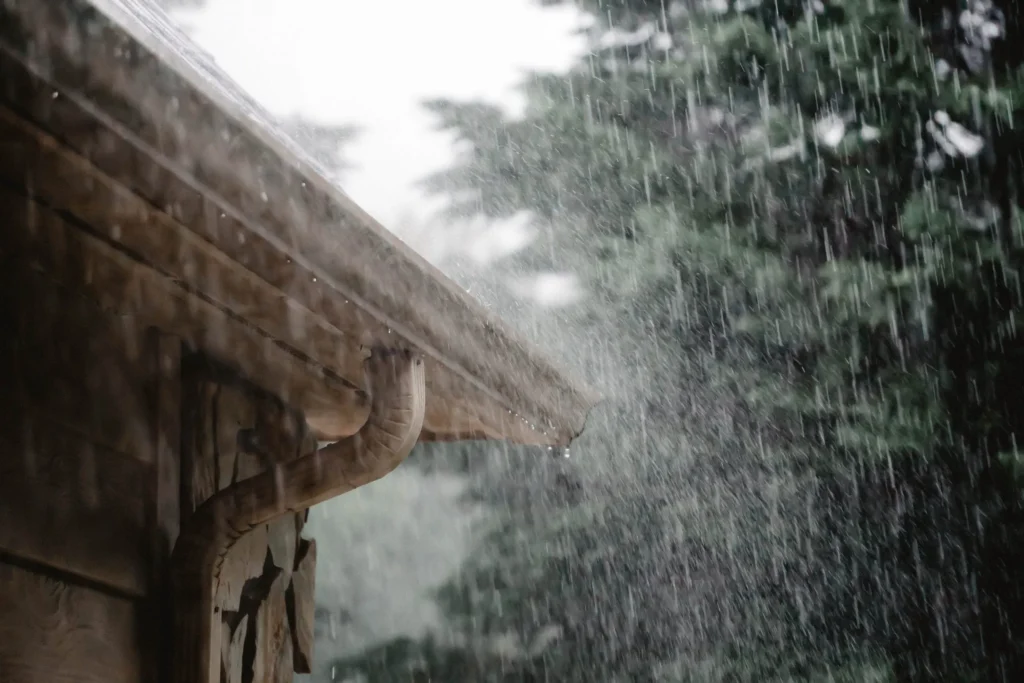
[3,0,599,445]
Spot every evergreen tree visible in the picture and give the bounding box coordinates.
[334,0,1024,681]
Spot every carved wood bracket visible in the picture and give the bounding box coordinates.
[173,348,426,683]
[178,355,320,683]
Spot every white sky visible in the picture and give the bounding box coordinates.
[172,0,586,234]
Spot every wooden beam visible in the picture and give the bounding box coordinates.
[0,52,578,446]
[0,185,369,437]
[0,561,142,683]
[0,412,149,597]
[0,105,370,399]
[0,84,542,446]
[0,5,597,445]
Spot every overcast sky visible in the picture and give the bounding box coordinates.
[171,0,586,233]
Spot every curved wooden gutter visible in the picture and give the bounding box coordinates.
[171,347,426,683]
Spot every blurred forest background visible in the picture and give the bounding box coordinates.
[164,0,1024,681]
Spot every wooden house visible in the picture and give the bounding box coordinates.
[0,1,597,682]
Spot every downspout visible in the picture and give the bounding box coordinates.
[171,347,426,683]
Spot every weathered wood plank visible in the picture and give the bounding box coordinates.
[0,58,564,446]
[254,572,292,683]
[181,377,259,516]
[182,381,218,517]
[0,261,150,461]
[0,21,596,446]
[0,105,369,395]
[288,538,317,674]
[215,386,253,493]
[272,619,295,683]
[0,561,142,683]
[222,614,248,683]
[140,330,183,683]
[216,523,268,614]
[0,412,149,597]
[182,366,315,683]
[253,397,310,466]
[150,329,182,561]
[0,52,391,351]
[0,184,367,434]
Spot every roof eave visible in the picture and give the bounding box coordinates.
[0,0,599,446]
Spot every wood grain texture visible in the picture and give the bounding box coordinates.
[0,0,598,446]
[149,329,182,568]
[0,257,150,461]
[288,538,317,674]
[168,349,422,683]
[0,411,149,597]
[0,106,369,398]
[254,572,292,683]
[0,183,367,435]
[181,366,319,683]
[0,50,514,446]
[182,381,219,517]
[141,332,181,683]
[0,561,142,683]
[215,523,268,614]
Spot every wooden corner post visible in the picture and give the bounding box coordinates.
[177,353,320,683]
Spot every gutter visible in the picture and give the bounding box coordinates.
[170,347,426,683]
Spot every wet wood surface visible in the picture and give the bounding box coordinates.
[0,561,142,683]
[182,364,319,683]
[289,538,317,674]
[0,181,368,436]
[0,414,150,597]
[0,0,598,445]
[0,50,515,444]
[0,105,370,399]
[149,329,183,576]
[0,260,150,460]
[0,267,151,596]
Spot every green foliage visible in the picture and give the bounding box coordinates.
[334,0,1024,681]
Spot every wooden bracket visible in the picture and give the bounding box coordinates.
[178,356,320,683]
